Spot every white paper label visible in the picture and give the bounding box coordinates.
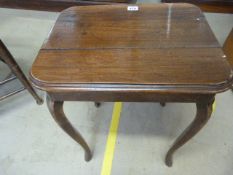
[127,6,139,11]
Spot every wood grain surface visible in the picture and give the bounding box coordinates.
[30,4,232,93]
[224,28,233,68]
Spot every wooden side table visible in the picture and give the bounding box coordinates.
[30,4,233,166]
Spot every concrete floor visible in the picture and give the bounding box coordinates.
[0,2,233,175]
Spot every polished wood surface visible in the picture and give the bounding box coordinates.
[161,0,233,13]
[30,4,233,167]
[223,28,233,68]
[31,4,232,94]
[42,4,218,49]
[0,0,136,12]
[223,28,233,89]
[32,49,230,88]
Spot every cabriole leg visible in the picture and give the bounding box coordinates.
[165,97,214,167]
[46,95,92,161]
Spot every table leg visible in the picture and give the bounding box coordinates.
[0,40,43,104]
[165,97,214,167]
[46,95,92,161]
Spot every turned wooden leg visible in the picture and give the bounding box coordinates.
[0,40,43,104]
[46,95,92,161]
[95,102,101,108]
[165,97,214,167]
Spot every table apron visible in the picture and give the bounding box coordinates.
[47,91,214,103]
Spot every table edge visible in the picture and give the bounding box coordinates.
[29,72,233,94]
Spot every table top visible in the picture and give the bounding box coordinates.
[30,4,232,94]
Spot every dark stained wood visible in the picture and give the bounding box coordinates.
[161,0,233,13]
[43,4,219,49]
[31,4,232,94]
[223,28,233,89]
[30,4,233,166]
[46,94,92,161]
[0,40,43,104]
[31,48,230,90]
[223,28,233,68]
[47,91,214,102]
[165,95,214,166]
[0,0,136,12]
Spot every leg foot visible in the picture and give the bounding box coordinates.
[46,95,92,161]
[85,152,92,161]
[165,151,173,167]
[36,98,44,105]
[165,96,214,167]
[160,102,166,107]
[95,102,101,108]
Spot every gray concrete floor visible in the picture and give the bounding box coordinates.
[0,2,233,175]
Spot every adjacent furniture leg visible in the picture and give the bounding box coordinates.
[165,97,214,167]
[46,95,92,161]
[0,40,43,104]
